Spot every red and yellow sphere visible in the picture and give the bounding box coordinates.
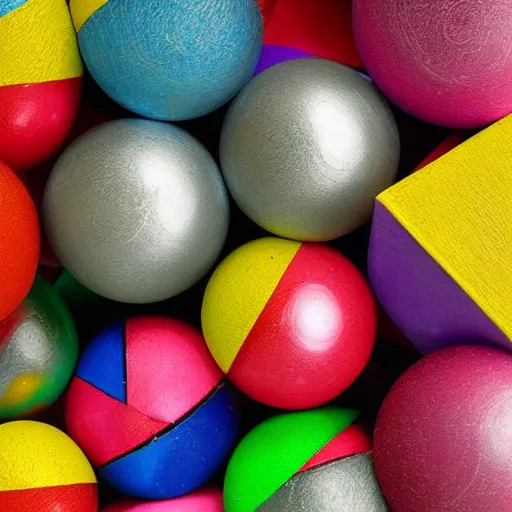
[0,0,82,171]
[0,161,40,320]
[0,421,98,512]
[202,237,376,410]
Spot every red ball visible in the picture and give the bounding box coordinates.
[353,0,512,128]
[202,237,377,409]
[374,346,512,512]
[0,79,81,171]
[0,161,39,320]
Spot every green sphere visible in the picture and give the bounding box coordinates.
[0,275,78,419]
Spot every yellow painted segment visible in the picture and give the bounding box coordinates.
[0,421,97,490]
[0,373,41,407]
[69,0,109,32]
[202,237,301,372]
[0,0,83,86]
[378,113,512,342]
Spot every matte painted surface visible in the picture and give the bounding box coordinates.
[258,454,388,512]
[226,243,377,409]
[368,203,510,354]
[0,421,96,490]
[0,275,78,419]
[99,385,239,499]
[66,317,239,498]
[0,483,98,512]
[224,407,358,512]
[73,0,262,120]
[0,162,39,320]
[254,44,313,75]
[220,58,400,241]
[43,119,229,303]
[76,322,126,403]
[353,0,512,127]
[374,346,512,512]
[102,486,223,511]
[264,0,362,68]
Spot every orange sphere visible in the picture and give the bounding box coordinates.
[0,162,39,319]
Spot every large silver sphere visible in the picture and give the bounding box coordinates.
[220,58,400,241]
[43,119,229,303]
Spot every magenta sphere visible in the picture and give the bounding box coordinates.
[374,346,512,512]
[101,486,223,512]
[353,0,512,128]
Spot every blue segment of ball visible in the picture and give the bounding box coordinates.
[98,384,240,499]
[77,0,263,121]
[75,321,127,403]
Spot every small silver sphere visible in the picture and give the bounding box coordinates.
[43,119,229,303]
[220,58,400,241]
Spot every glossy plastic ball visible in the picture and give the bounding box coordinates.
[220,58,400,241]
[353,0,512,128]
[0,161,40,320]
[43,119,229,304]
[66,316,240,499]
[0,275,78,419]
[374,346,512,512]
[69,0,262,121]
[102,486,223,512]
[0,0,82,171]
[0,421,97,512]
[202,237,376,409]
[224,407,387,512]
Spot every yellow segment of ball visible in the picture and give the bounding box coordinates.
[0,373,42,407]
[377,113,512,342]
[0,0,83,87]
[0,421,97,491]
[69,0,110,33]
[201,237,301,373]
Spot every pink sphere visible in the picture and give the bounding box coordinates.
[353,0,512,128]
[101,486,223,512]
[374,346,512,512]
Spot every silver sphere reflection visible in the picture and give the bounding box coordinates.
[220,58,400,241]
[43,119,229,303]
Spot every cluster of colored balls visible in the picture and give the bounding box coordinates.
[2,0,512,511]
[65,316,239,499]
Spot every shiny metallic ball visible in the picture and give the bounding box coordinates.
[220,58,400,242]
[43,119,229,303]
[0,275,78,420]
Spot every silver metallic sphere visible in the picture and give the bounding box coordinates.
[43,119,229,303]
[220,58,400,241]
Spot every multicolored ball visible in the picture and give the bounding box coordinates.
[65,316,240,499]
[220,58,400,241]
[0,161,40,320]
[0,420,98,512]
[255,0,362,75]
[353,0,512,128]
[102,486,223,512]
[374,346,512,512]
[224,407,387,512]
[202,237,376,410]
[69,0,262,121]
[0,0,82,171]
[0,275,78,419]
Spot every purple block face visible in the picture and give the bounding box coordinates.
[368,202,511,354]
[254,44,314,75]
